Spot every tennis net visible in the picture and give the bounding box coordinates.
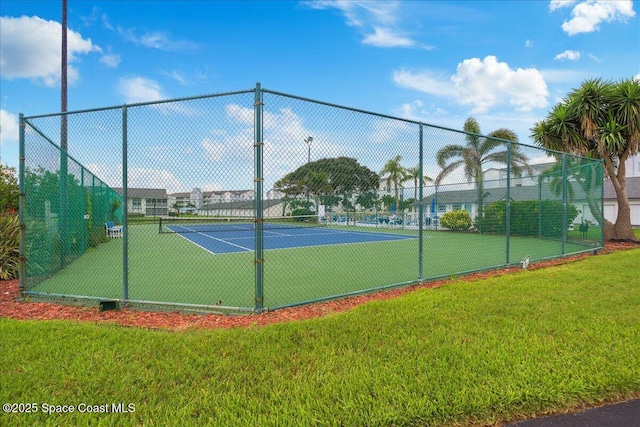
[158,215,324,234]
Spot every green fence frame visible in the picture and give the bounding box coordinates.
[19,83,604,313]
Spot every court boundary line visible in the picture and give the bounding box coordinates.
[172,228,253,253]
[179,231,423,255]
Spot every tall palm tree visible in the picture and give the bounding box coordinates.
[436,117,531,229]
[404,165,433,201]
[380,155,406,212]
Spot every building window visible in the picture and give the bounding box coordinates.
[453,204,461,211]
[132,198,142,213]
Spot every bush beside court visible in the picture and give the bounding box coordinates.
[1,246,639,426]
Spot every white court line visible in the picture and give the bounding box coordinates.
[264,229,291,237]
[173,225,428,254]
[223,228,420,242]
[171,226,253,252]
[173,232,218,255]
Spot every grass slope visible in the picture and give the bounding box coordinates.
[2,248,639,426]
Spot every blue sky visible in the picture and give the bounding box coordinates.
[1,0,638,191]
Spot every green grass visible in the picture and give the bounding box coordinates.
[2,248,639,426]
[25,224,598,310]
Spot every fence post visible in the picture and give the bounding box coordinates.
[254,83,264,313]
[18,114,26,291]
[561,153,568,254]
[59,118,69,269]
[538,174,543,239]
[122,105,129,301]
[505,141,511,265]
[418,124,424,280]
[600,160,605,246]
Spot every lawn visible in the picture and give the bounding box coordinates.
[24,223,598,310]
[2,247,638,426]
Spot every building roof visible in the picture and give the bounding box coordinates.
[604,177,640,200]
[113,188,167,199]
[201,198,283,210]
[167,189,254,198]
[421,182,598,205]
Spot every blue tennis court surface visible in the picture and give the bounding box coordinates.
[167,225,417,254]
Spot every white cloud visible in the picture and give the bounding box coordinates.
[549,0,578,12]
[369,117,413,145]
[0,110,19,149]
[362,26,415,48]
[554,50,581,60]
[0,16,100,86]
[161,70,187,85]
[454,56,549,113]
[393,70,457,98]
[394,56,549,114]
[100,52,121,68]
[225,104,254,125]
[393,100,454,126]
[201,138,225,161]
[128,167,183,193]
[554,0,636,35]
[310,0,426,48]
[117,26,199,52]
[118,77,166,103]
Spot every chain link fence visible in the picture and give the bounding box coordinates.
[19,84,604,312]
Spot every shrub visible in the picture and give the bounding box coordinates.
[0,164,19,214]
[480,200,578,237]
[440,210,472,231]
[0,214,20,280]
[291,208,315,220]
[89,226,108,248]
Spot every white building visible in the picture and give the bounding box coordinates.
[604,154,640,226]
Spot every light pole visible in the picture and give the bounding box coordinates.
[304,136,313,209]
[304,136,313,163]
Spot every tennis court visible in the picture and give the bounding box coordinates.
[20,85,604,313]
[161,217,417,254]
[25,218,596,311]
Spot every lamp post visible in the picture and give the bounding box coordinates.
[304,136,313,208]
[304,136,313,163]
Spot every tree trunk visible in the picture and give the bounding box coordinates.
[610,191,637,241]
[600,153,638,242]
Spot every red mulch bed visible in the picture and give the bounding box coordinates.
[1,242,637,331]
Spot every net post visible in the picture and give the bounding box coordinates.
[254,83,264,313]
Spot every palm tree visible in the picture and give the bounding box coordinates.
[539,159,603,226]
[404,166,433,201]
[531,77,640,241]
[380,155,406,212]
[436,117,531,230]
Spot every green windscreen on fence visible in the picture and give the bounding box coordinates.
[19,85,604,312]
[21,115,123,293]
